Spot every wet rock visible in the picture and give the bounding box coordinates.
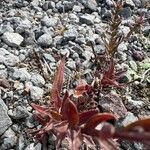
[2,32,24,47]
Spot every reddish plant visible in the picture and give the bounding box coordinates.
[31,57,150,150]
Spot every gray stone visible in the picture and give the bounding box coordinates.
[0,69,8,79]
[132,0,142,7]
[63,26,78,41]
[127,96,145,109]
[79,14,95,25]
[66,60,76,70]
[120,7,132,18]
[63,1,74,11]
[0,24,14,35]
[73,5,82,12]
[0,48,19,66]
[121,112,138,127]
[80,0,97,11]
[125,0,135,8]
[37,33,53,47]
[30,86,44,100]
[8,106,29,120]
[16,18,32,33]
[44,53,55,62]
[41,16,58,27]
[2,32,24,47]
[31,74,45,87]
[13,68,31,81]
[25,143,42,150]
[0,98,12,135]
[17,135,25,150]
[0,128,17,150]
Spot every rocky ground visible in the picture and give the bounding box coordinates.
[0,0,149,150]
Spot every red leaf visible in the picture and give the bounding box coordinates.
[31,103,49,116]
[82,113,117,133]
[104,59,115,79]
[62,97,79,128]
[51,56,66,108]
[50,110,62,121]
[124,118,150,132]
[79,109,99,125]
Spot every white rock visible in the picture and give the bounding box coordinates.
[30,86,44,100]
[2,32,24,47]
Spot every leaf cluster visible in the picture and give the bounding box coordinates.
[30,57,150,150]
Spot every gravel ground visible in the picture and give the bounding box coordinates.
[0,0,149,150]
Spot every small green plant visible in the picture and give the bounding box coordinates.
[31,58,150,150]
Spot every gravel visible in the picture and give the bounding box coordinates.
[0,0,149,149]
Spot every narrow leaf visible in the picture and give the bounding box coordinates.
[124,118,150,131]
[62,98,79,128]
[31,103,49,116]
[51,56,66,108]
[83,113,117,132]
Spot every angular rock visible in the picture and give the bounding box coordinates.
[0,128,17,150]
[63,26,78,41]
[0,98,12,135]
[99,93,127,118]
[13,68,31,81]
[121,112,138,126]
[37,33,53,47]
[30,86,44,100]
[79,14,95,25]
[0,48,19,66]
[31,73,45,87]
[80,0,97,11]
[8,106,30,120]
[41,16,58,27]
[2,32,24,47]
[125,0,135,8]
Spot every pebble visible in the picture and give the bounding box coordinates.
[0,48,20,66]
[30,86,44,100]
[13,68,31,81]
[80,0,98,11]
[8,106,30,120]
[41,16,58,27]
[0,128,17,150]
[121,112,138,127]
[0,98,12,135]
[79,14,95,25]
[31,73,45,87]
[2,32,24,47]
[37,33,53,47]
